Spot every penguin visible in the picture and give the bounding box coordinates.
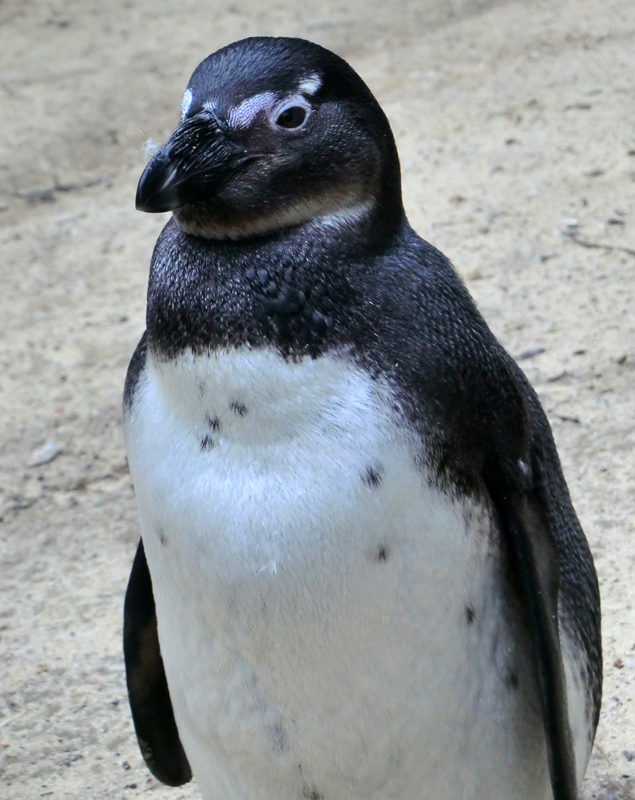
[122,36,602,800]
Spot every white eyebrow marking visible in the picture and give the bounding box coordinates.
[181,88,193,119]
[298,74,321,95]
[227,91,277,129]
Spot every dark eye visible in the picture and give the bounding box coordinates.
[275,106,307,129]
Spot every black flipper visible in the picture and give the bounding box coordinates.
[123,539,192,787]
[484,448,577,800]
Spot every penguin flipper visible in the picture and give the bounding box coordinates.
[485,449,578,800]
[123,539,192,786]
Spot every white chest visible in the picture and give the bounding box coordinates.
[124,347,550,800]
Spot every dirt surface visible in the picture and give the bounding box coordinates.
[1,0,634,798]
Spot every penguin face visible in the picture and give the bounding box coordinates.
[136,37,401,239]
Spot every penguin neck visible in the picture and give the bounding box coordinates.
[145,207,408,361]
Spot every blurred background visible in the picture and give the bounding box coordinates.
[1,0,634,797]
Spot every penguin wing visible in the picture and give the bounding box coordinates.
[392,242,598,798]
[483,431,579,800]
[123,539,192,786]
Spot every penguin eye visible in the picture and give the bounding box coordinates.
[274,103,309,130]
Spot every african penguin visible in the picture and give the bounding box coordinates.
[123,36,601,800]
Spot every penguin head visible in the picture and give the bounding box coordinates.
[136,37,402,240]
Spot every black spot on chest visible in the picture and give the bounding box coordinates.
[206,414,221,431]
[229,400,248,417]
[376,545,389,562]
[506,671,520,690]
[362,465,383,488]
[465,606,476,625]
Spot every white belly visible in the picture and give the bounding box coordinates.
[124,347,553,800]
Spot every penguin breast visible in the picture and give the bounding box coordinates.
[123,345,551,800]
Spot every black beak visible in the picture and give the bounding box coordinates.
[135,111,243,213]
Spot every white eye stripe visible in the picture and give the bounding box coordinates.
[228,91,278,128]
[298,74,321,96]
[181,88,193,120]
[187,83,320,131]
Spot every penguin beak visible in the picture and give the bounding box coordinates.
[135,111,245,213]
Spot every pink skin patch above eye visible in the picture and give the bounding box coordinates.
[226,92,278,129]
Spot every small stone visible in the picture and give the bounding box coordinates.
[516,347,546,361]
[614,658,624,669]
[27,441,62,467]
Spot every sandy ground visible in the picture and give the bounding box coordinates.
[1,0,634,798]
